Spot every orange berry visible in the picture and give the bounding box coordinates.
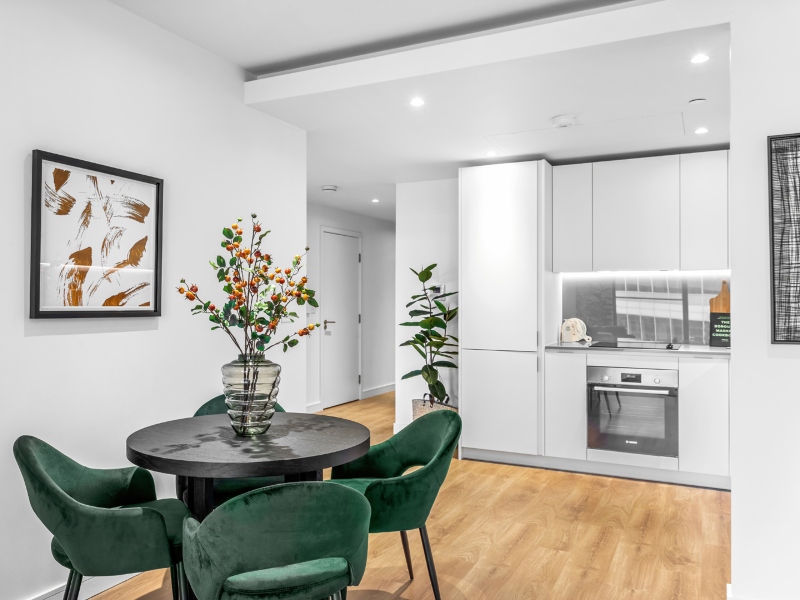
[301,294,309,301]
[271,295,279,302]
[281,296,288,302]
[256,324,264,332]
[254,225,262,233]
[185,291,195,301]
[225,276,231,282]
[208,304,215,311]
[289,281,295,287]
[226,244,234,251]
[308,324,315,331]
[177,286,186,294]
[248,258,254,264]
[190,285,198,293]
[268,273,275,280]
[231,223,238,229]
[233,242,240,248]
[284,268,291,275]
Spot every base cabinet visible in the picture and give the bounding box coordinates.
[544,352,587,460]
[460,349,538,455]
[679,358,730,476]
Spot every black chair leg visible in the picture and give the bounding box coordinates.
[419,525,441,600]
[177,562,189,600]
[170,565,180,600]
[64,571,82,600]
[400,530,414,579]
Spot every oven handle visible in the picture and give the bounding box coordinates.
[592,386,671,395]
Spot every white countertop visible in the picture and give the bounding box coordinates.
[545,341,731,358]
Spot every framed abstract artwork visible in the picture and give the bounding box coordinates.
[30,150,163,318]
[769,133,800,342]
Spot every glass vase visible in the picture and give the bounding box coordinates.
[221,355,281,436]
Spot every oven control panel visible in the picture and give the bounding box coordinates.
[587,366,678,388]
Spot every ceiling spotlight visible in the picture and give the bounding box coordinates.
[688,98,707,105]
[487,150,497,157]
[695,127,709,134]
[691,54,709,64]
[410,97,425,107]
[371,198,380,203]
[550,114,577,128]
[321,185,338,192]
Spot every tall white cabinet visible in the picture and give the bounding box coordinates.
[460,161,542,457]
[553,163,593,272]
[680,150,729,270]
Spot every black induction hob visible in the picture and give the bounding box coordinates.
[590,340,681,350]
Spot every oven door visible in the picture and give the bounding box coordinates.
[587,384,678,457]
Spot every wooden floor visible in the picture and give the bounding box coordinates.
[96,392,730,600]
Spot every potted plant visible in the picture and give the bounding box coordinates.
[177,214,319,436]
[399,264,458,419]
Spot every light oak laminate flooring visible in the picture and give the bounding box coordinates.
[95,392,730,600]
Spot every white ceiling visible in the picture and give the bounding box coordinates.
[107,0,637,75]
[252,25,730,221]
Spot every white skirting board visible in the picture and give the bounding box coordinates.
[31,573,137,600]
[306,401,322,414]
[461,447,731,490]
[362,383,394,399]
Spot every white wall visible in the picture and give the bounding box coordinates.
[395,179,459,431]
[0,1,306,599]
[729,2,800,598]
[305,204,396,410]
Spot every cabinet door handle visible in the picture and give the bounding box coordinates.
[324,320,336,330]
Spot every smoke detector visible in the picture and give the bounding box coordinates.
[550,114,578,128]
[321,185,338,192]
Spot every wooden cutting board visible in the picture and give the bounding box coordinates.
[709,280,731,346]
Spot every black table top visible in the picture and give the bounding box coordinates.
[126,413,370,479]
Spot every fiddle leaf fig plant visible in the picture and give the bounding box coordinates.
[399,264,458,403]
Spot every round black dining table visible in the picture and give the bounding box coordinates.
[126,412,371,521]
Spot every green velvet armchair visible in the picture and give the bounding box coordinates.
[330,410,462,600]
[183,482,370,600]
[14,435,190,600]
[176,395,286,506]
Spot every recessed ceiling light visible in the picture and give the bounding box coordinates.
[371,198,380,203]
[410,97,425,107]
[486,150,497,157]
[551,114,577,128]
[688,98,707,105]
[691,54,709,64]
[695,127,709,134]
[321,185,338,192]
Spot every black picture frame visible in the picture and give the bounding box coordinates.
[30,150,163,318]
[768,133,800,343]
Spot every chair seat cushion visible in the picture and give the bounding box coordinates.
[330,478,374,496]
[221,557,351,600]
[214,476,285,506]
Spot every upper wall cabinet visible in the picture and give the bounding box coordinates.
[553,163,593,272]
[460,162,538,352]
[680,150,729,270]
[592,155,680,271]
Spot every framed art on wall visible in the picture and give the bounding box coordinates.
[769,133,800,342]
[30,150,163,318]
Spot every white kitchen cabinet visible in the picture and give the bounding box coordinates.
[592,155,680,271]
[553,164,593,272]
[680,150,729,270]
[679,358,729,476]
[460,349,538,455]
[544,351,587,460]
[460,162,538,352]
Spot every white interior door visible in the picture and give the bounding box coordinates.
[321,229,361,409]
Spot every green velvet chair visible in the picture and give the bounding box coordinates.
[176,395,287,506]
[330,410,461,600]
[183,482,370,600]
[14,435,190,600]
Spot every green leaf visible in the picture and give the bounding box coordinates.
[308,298,319,308]
[429,380,447,400]
[297,298,306,305]
[434,300,447,314]
[217,268,225,282]
[256,342,265,351]
[409,268,419,276]
[288,312,298,318]
[288,339,299,347]
[399,321,422,327]
[432,291,458,300]
[449,335,459,342]
[432,360,458,369]
[283,344,288,353]
[220,241,228,248]
[414,333,427,344]
[401,369,422,380]
[420,316,447,330]
[258,231,271,242]
[418,270,432,283]
[424,263,437,272]
[406,298,424,308]
[216,256,226,267]
[421,364,439,385]
[233,235,242,243]
[408,309,428,317]
[223,284,233,294]
[446,307,459,321]
[209,260,217,269]
[229,257,237,267]
[209,314,219,323]
[222,227,234,239]
[203,301,211,310]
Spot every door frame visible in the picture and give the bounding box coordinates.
[319,225,363,409]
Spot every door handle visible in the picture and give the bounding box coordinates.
[324,320,336,330]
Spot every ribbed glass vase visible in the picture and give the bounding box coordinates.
[221,355,281,436]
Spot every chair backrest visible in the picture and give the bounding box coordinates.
[183,482,370,599]
[389,410,462,479]
[194,394,285,417]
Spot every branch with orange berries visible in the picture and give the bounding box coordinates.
[177,214,320,360]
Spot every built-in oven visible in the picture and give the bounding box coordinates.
[587,367,679,461]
